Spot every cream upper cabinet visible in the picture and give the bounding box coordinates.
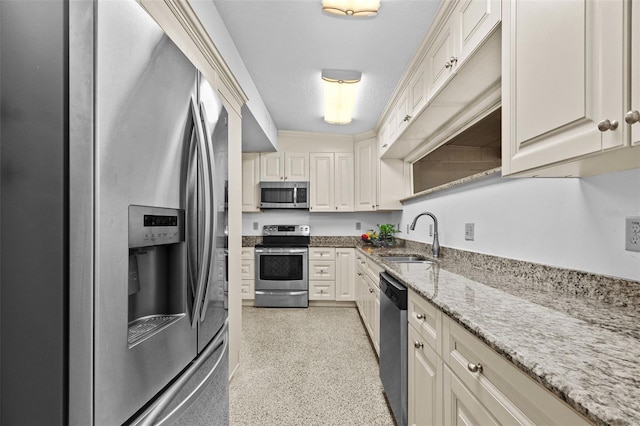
[309,152,354,212]
[259,151,309,181]
[502,0,638,176]
[380,0,501,159]
[309,152,334,212]
[334,153,354,212]
[425,15,458,99]
[632,0,640,146]
[242,153,260,212]
[455,0,501,68]
[354,139,378,211]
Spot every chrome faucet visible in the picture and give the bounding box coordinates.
[410,212,440,258]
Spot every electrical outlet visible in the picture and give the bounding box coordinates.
[626,217,640,252]
[465,223,475,241]
[253,222,259,231]
[356,222,362,231]
[428,224,433,237]
[406,224,410,234]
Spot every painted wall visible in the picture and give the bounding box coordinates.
[243,211,397,237]
[393,168,640,281]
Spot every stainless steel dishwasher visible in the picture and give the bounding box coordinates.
[379,272,408,426]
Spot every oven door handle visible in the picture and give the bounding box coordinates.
[255,248,308,254]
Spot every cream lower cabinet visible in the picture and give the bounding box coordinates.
[309,247,336,301]
[335,248,355,301]
[409,324,443,426]
[354,251,380,355]
[407,290,590,426]
[241,247,255,300]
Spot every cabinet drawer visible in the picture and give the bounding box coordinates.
[309,247,336,259]
[365,257,383,285]
[241,259,254,280]
[309,260,336,280]
[241,279,254,300]
[241,247,254,259]
[309,281,335,300]
[408,289,441,354]
[444,318,590,425]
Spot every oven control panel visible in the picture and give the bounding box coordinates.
[263,224,310,236]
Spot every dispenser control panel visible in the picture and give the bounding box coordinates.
[129,205,184,247]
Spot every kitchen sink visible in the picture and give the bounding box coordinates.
[379,255,431,263]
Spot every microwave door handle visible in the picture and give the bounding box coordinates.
[198,104,217,322]
[293,186,297,204]
[189,97,212,329]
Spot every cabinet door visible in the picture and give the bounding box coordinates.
[334,152,354,212]
[426,16,457,99]
[284,152,309,181]
[242,153,260,212]
[309,153,334,212]
[502,0,625,175]
[443,367,499,426]
[241,279,254,300]
[632,5,640,146]
[455,0,501,67]
[409,325,443,426]
[408,59,427,117]
[309,281,335,300]
[335,248,355,301]
[378,159,406,211]
[394,87,411,138]
[354,139,378,211]
[260,152,283,181]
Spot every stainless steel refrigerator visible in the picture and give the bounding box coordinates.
[0,1,229,425]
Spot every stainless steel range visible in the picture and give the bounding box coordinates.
[254,225,310,308]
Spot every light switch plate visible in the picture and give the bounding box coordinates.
[626,217,640,252]
[465,223,475,241]
[356,222,361,231]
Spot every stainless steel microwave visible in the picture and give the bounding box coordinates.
[259,181,309,209]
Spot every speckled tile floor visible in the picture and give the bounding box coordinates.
[229,307,394,426]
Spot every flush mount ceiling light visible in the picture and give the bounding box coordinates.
[322,0,380,17]
[322,69,362,125]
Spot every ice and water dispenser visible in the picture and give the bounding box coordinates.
[127,205,186,348]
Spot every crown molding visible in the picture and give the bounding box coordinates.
[138,0,248,111]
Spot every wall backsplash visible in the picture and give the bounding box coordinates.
[396,167,640,282]
[242,210,397,236]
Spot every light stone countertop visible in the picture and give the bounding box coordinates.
[357,246,640,426]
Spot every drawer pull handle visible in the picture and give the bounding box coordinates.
[467,362,483,374]
[414,341,424,349]
[415,313,426,320]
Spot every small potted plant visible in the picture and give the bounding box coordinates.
[361,224,400,247]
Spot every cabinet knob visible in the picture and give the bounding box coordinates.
[415,313,426,320]
[335,206,338,210]
[382,143,388,148]
[357,272,363,276]
[414,341,424,349]
[597,119,619,132]
[369,288,374,293]
[449,56,458,65]
[467,362,483,374]
[625,110,640,125]
[284,176,287,180]
[280,176,284,180]
[403,115,411,122]
[445,61,453,69]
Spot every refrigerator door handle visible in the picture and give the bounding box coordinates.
[189,97,213,329]
[198,103,217,322]
[134,322,229,426]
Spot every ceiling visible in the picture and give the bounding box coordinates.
[212,0,442,137]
